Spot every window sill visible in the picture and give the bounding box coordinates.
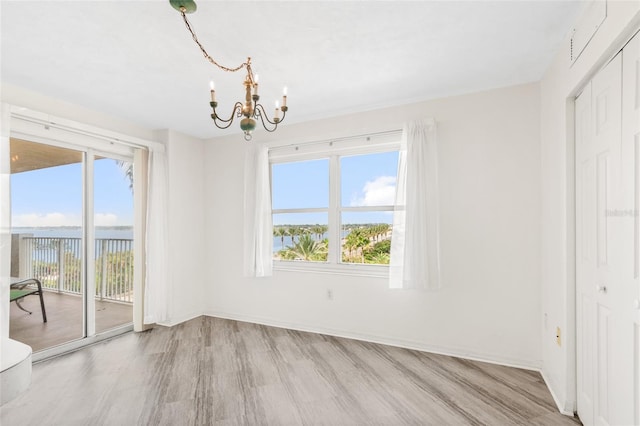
[273,261,389,278]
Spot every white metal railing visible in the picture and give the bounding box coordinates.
[18,236,133,303]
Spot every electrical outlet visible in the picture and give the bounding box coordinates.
[556,327,561,346]
[327,289,333,300]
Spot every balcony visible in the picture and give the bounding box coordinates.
[10,291,132,352]
[10,235,133,352]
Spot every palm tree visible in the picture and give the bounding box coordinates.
[343,228,370,263]
[367,251,390,264]
[343,228,370,262]
[310,224,328,241]
[287,227,300,244]
[273,227,287,250]
[379,223,391,240]
[284,234,328,261]
[363,239,391,264]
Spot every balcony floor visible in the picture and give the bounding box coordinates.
[9,291,132,352]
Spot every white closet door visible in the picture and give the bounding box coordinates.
[621,31,640,426]
[576,52,623,426]
[576,81,596,426]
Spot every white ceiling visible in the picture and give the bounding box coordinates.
[1,1,585,140]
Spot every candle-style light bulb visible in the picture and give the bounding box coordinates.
[253,74,259,96]
[209,81,216,103]
[282,86,287,107]
[275,100,280,119]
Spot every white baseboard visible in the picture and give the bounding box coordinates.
[157,311,203,328]
[204,309,541,372]
[540,369,575,416]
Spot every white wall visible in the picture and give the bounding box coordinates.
[539,1,640,413]
[204,83,542,368]
[1,83,155,141]
[156,129,207,325]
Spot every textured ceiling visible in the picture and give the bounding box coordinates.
[0,1,585,140]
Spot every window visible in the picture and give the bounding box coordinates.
[270,132,400,273]
[272,158,329,262]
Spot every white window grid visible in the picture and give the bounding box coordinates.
[269,133,401,275]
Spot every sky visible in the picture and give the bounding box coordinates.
[11,149,398,228]
[272,151,399,226]
[11,158,134,227]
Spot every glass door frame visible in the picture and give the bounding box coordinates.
[8,134,135,361]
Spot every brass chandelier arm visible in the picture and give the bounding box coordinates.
[180,8,248,73]
[211,103,244,129]
[254,104,286,132]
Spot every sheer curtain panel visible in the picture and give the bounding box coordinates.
[243,143,273,277]
[144,148,170,323]
[389,119,441,289]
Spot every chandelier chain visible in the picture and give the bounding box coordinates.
[180,9,247,73]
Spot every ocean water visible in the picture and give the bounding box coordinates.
[13,227,374,252]
[13,227,134,262]
[12,227,133,240]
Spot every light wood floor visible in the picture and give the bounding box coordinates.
[9,291,132,352]
[1,316,581,425]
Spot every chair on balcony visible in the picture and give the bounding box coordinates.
[10,278,47,323]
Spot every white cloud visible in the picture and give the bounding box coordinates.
[13,212,81,227]
[350,176,396,207]
[94,213,119,226]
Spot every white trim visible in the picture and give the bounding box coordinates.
[541,369,577,416]
[156,311,204,328]
[133,149,148,332]
[341,205,395,212]
[84,149,96,338]
[273,207,328,214]
[10,106,164,152]
[270,137,400,163]
[329,154,340,264]
[273,261,389,278]
[267,129,401,154]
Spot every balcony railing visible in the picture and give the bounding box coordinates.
[17,236,133,304]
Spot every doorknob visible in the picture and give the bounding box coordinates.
[596,285,607,293]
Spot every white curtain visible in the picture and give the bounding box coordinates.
[243,143,273,277]
[1,104,11,338]
[144,148,170,324]
[389,119,441,289]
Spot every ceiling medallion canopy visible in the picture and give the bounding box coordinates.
[170,0,288,141]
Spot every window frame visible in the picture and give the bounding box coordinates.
[269,132,401,276]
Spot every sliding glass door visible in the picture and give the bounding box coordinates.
[92,154,134,334]
[9,138,134,353]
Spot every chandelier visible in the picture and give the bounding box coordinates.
[170,0,288,141]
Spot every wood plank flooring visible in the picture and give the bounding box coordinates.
[9,291,132,352]
[0,316,582,425]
